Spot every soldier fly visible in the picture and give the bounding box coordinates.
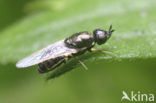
[16,25,115,73]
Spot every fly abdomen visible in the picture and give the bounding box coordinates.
[38,63,47,73]
[38,60,54,73]
[38,56,65,73]
[46,60,53,68]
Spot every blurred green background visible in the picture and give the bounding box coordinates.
[0,0,156,103]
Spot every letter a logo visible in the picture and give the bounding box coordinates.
[121,91,131,101]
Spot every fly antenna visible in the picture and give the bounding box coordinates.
[109,25,115,33]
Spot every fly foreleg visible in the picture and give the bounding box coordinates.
[90,48,117,57]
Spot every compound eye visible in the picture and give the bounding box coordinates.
[96,30,105,40]
[93,29,107,45]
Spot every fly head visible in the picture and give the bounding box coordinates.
[93,25,115,45]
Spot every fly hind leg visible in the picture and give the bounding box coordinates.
[63,57,68,63]
[68,54,88,70]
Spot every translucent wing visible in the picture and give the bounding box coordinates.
[16,40,79,68]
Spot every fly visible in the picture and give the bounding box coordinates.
[16,25,115,73]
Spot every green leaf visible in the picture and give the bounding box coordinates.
[0,0,156,103]
[0,0,156,77]
[0,0,156,63]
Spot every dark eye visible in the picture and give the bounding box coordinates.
[93,29,107,45]
[96,30,105,39]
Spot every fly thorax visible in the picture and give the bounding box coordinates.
[64,32,94,49]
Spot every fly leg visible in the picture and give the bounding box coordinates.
[69,54,88,70]
[74,56,88,70]
[64,57,68,63]
[90,48,117,57]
